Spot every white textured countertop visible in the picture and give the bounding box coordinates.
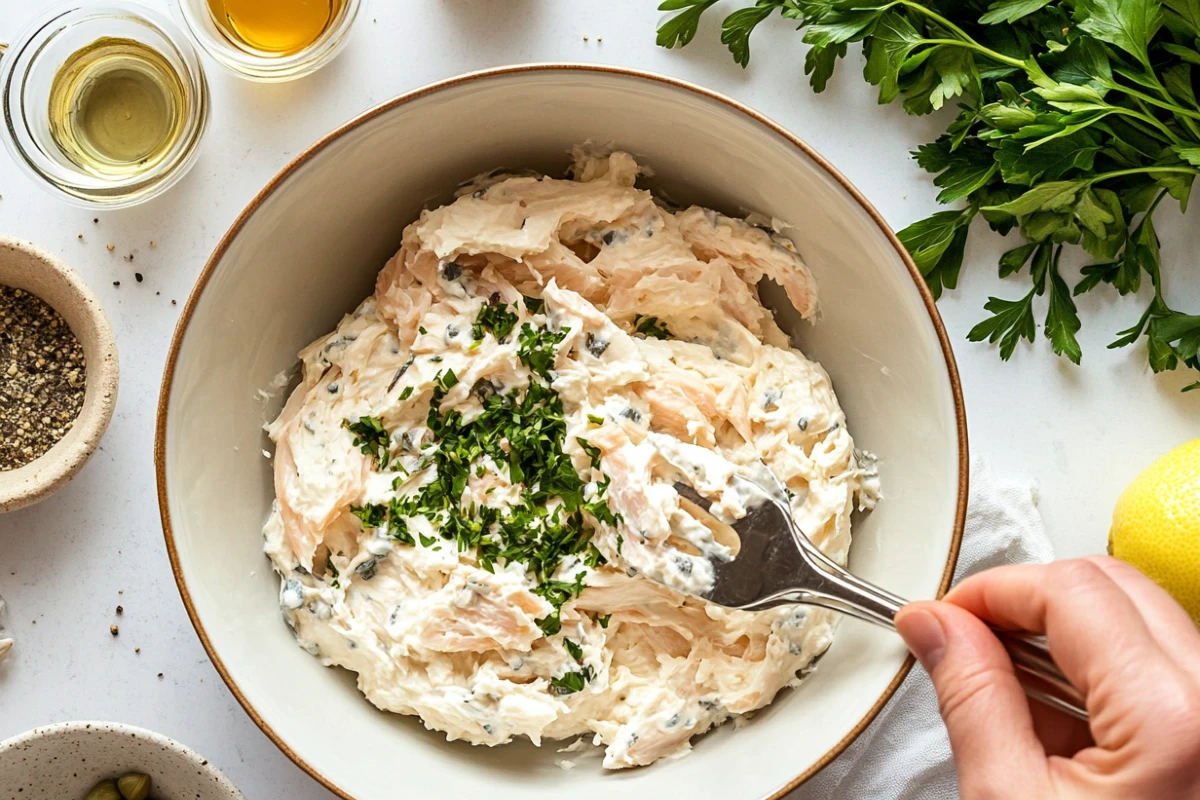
[1,2,1196,798]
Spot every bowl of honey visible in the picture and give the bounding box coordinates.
[0,2,210,208]
[175,0,361,82]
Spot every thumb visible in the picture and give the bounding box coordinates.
[896,601,1048,797]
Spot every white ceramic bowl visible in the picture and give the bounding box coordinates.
[0,721,245,800]
[0,237,119,512]
[156,65,967,800]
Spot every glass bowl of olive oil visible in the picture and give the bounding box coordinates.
[0,3,210,208]
[175,0,361,82]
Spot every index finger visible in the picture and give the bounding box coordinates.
[945,560,1180,722]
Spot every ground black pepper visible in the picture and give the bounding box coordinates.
[0,286,87,470]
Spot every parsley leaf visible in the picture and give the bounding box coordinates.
[550,665,596,695]
[897,209,974,299]
[1045,249,1083,364]
[656,0,720,50]
[517,322,568,380]
[720,1,785,67]
[350,503,386,529]
[967,292,1038,360]
[472,299,519,343]
[576,437,603,469]
[633,315,672,339]
[345,416,389,465]
[980,0,1053,25]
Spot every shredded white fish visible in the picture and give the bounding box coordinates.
[263,148,879,769]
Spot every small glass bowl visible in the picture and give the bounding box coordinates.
[174,0,361,82]
[0,2,210,209]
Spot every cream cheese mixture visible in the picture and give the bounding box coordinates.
[263,148,880,769]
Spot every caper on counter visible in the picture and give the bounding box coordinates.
[84,772,153,800]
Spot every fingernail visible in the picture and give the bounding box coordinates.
[899,608,947,672]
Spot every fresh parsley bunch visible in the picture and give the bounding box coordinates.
[657,0,1200,389]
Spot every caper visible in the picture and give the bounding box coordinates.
[84,780,121,800]
[117,773,151,800]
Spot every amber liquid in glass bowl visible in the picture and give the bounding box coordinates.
[205,0,345,55]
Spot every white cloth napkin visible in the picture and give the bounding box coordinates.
[788,458,1055,800]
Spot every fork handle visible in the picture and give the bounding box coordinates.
[794,562,1089,721]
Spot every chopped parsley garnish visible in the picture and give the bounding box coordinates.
[517,322,569,380]
[583,543,607,568]
[634,315,671,339]
[597,614,611,629]
[586,476,620,527]
[522,295,545,314]
[587,414,604,425]
[350,503,386,529]
[563,637,584,662]
[386,497,415,545]
[325,556,341,589]
[397,386,413,401]
[345,416,389,465]
[550,665,595,695]
[576,437,602,469]
[539,612,563,637]
[418,326,428,335]
[472,299,519,343]
[347,321,619,636]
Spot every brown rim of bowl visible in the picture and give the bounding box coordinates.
[154,63,969,800]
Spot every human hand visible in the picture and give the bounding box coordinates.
[895,556,1200,799]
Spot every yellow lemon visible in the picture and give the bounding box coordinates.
[1109,438,1200,624]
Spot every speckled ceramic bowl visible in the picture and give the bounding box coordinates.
[0,721,245,800]
[0,237,119,513]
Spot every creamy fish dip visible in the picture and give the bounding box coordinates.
[263,148,880,769]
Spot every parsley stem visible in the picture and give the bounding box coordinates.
[892,1,1024,69]
[1086,167,1200,185]
[1117,113,1176,147]
[918,38,1025,68]
[1137,190,1170,302]
[1107,82,1200,123]
[1123,99,1184,146]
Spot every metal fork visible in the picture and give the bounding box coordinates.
[672,473,1089,721]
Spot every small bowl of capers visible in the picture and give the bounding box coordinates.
[0,721,244,800]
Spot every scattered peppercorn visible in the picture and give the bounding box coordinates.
[110,625,119,636]
[134,273,143,283]
[116,605,123,615]
[0,287,87,470]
